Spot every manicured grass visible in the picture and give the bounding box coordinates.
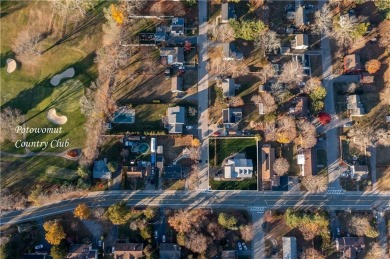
[0,155,79,194]
[209,137,257,167]
[210,178,257,191]
[111,104,169,133]
[281,143,300,176]
[317,148,328,176]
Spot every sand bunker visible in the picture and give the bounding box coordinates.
[47,108,68,125]
[6,59,17,73]
[50,67,75,86]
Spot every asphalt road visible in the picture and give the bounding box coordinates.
[2,190,390,227]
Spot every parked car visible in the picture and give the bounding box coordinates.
[164,67,172,80]
[35,245,43,250]
[98,240,102,247]
[242,243,247,250]
[237,242,242,251]
[154,230,158,239]
[162,235,166,243]
[336,228,341,236]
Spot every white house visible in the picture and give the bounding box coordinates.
[224,153,253,179]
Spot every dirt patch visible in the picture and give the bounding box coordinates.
[157,135,193,163]
[377,146,390,166]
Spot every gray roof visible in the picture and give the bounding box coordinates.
[160,47,184,64]
[347,95,365,116]
[155,26,167,41]
[221,250,237,259]
[222,78,235,97]
[167,106,185,134]
[295,34,308,47]
[171,76,184,92]
[93,160,111,179]
[282,237,297,259]
[159,243,181,259]
[221,3,235,22]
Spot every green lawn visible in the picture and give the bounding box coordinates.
[0,155,79,194]
[209,137,257,167]
[316,149,328,176]
[111,104,169,133]
[210,178,257,191]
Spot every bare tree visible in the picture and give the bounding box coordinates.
[366,242,383,259]
[185,230,209,253]
[0,108,24,144]
[332,18,356,49]
[301,175,327,193]
[295,120,317,149]
[125,0,147,16]
[13,30,43,64]
[255,30,281,56]
[251,92,277,114]
[312,4,333,34]
[228,96,244,107]
[349,215,378,237]
[374,128,390,146]
[304,77,322,94]
[51,0,97,18]
[276,116,297,144]
[93,207,106,219]
[188,147,201,161]
[259,64,276,84]
[347,82,358,94]
[209,57,249,78]
[240,224,254,242]
[273,158,290,176]
[301,248,326,259]
[278,61,304,89]
[214,24,235,43]
[379,21,390,52]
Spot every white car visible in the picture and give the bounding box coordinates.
[242,243,247,250]
[162,235,166,243]
[35,245,43,250]
[237,242,242,251]
[154,231,158,239]
[98,240,102,247]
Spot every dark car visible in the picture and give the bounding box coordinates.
[164,67,172,80]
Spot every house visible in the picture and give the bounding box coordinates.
[344,54,362,74]
[157,155,164,170]
[160,47,184,65]
[347,95,365,117]
[93,159,111,179]
[166,106,186,134]
[297,149,316,176]
[282,237,297,259]
[221,3,235,23]
[261,145,276,187]
[113,242,143,259]
[170,17,185,36]
[335,237,365,259]
[224,153,253,179]
[350,165,369,181]
[125,166,144,178]
[292,34,308,50]
[163,166,189,179]
[112,106,135,124]
[223,43,243,60]
[159,243,181,259]
[258,103,265,115]
[222,78,235,97]
[155,26,167,42]
[294,97,309,118]
[222,108,242,126]
[171,76,184,93]
[221,250,237,259]
[66,244,98,259]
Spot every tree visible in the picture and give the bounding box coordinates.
[106,202,130,225]
[168,209,209,234]
[110,4,125,25]
[351,22,370,39]
[296,120,317,149]
[375,128,390,146]
[218,213,238,230]
[0,108,24,144]
[207,222,225,240]
[185,230,209,253]
[50,245,67,259]
[349,215,379,238]
[347,82,358,94]
[240,224,254,242]
[74,203,91,220]
[318,112,331,125]
[51,0,97,18]
[309,85,327,102]
[366,242,383,259]
[251,92,277,114]
[255,30,281,56]
[312,4,333,34]
[259,64,276,84]
[229,20,266,40]
[191,138,200,147]
[93,207,106,219]
[214,24,235,43]
[301,247,326,259]
[107,161,118,172]
[43,221,66,245]
[304,77,322,94]
[332,19,356,49]
[276,116,297,144]
[278,61,304,88]
[228,96,244,107]
[301,175,327,193]
[365,59,381,74]
[13,30,42,64]
[379,21,390,52]
[209,57,249,78]
[144,207,157,220]
[273,158,290,176]
[143,244,155,258]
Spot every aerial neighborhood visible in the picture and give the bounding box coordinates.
[0,0,390,259]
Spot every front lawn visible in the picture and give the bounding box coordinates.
[209,177,257,191]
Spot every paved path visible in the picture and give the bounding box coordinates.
[0,148,81,161]
[197,0,210,190]
[251,211,266,259]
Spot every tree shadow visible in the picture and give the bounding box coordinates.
[0,1,28,19]
[0,51,15,68]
